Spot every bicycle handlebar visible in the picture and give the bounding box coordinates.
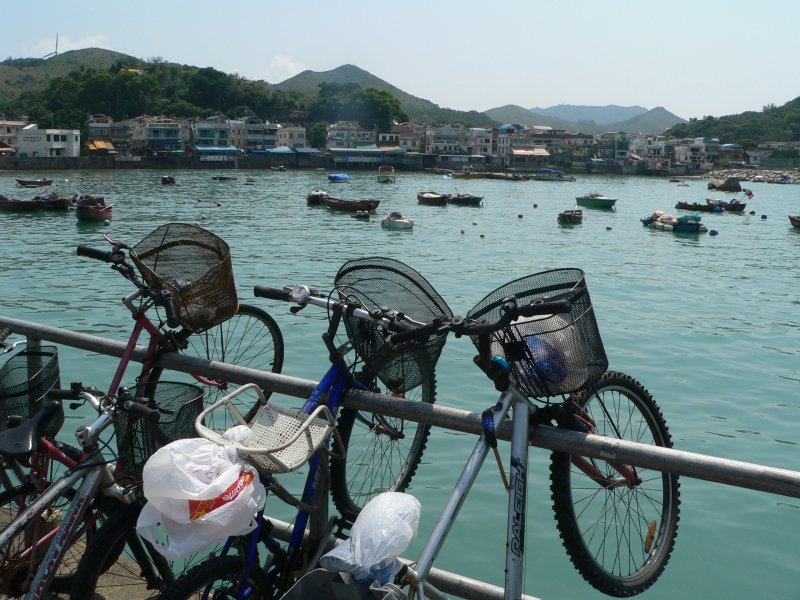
[77,244,114,262]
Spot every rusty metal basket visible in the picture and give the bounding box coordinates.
[131,223,238,332]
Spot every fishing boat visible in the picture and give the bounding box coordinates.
[307,190,329,205]
[16,178,53,188]
[641,211,707,234]
[532,168,574,182]
[376,165,396,183]
[575,192,618,210]
[381,212,414,230]
[789,215,800,228]
[327,173,350,183]
[557,209,583,224]
[0,192,70,211]
[416,191,448,206]
[74,195,113,222]
[445,193,483,206]
[321,195,380,212]
[675,199,746,213]
[161,175,176,185]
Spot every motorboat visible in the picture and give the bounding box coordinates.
[575,192,618,210]
[416,191,448,206]
[381,212,414,229]
[376,165,396,183]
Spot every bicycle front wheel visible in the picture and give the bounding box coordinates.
[159,555,272,600]
[70,502,173,600]
[549,371,680,597]
[0,483,103,597]
[152,304,284,426]
[330,373,435,523]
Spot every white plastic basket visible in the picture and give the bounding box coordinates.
[195,383,337,475]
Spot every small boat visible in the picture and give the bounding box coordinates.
[789,215,800,228]
[0,192,69,211]
[445,193,483,206]
[416,191,448,206]
[381,212,414,230]
[532,168,574,182]
[376,165,396,183]
[321,195,380,212]
[327,173,350,183]
[16,178,53,188]
[641,211,707,234]
[212,175,237,181]
[307,190,329,205]
[557,209,583,224]
[575,192,618,210]
[74,195,113,222]
[675,199,746,213]
[161,175,176,185]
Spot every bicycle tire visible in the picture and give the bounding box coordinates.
[330,373,435,523]
[150,303,284,426]
[549,371,680,597]
[159,554,273,600]
[70,502,173,600]
[0,483,103,597]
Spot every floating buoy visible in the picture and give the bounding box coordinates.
[749,210,755,215]
[761,214,767,219]
[200,214,207,219]
[518,214,523,219]
[460,229,464,234]
[480,234,485,239]
[533,203,538,208]
[197,198,202,202]
[472,221,477,226]
[710,229,719,236]
[216,202,222,207]
[606,226,612,231]
[103,219,110,226]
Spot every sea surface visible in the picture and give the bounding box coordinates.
[1,168,799,599]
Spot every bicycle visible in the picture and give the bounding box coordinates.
[0,223,285,599]
[377,268,680,598]
[155,256,453,600]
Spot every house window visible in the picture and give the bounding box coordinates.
[47,134,51,142]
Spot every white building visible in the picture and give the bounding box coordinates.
[276,124,306,149]
[18,124,80,157]
[0,118,28,152]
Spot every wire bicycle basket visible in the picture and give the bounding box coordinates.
[334,257,453,394]
[131,223,238,333]
[114,381,204,480]
[467,269,608,399]
[0,345,61,435]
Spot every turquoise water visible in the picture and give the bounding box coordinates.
[1,169,799,599]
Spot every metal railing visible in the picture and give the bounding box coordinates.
[3,314,800,600]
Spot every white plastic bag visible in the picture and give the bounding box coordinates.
[136,435,266,559]
[320,492,421,584]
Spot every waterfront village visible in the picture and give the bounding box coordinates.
[0,113,797,182]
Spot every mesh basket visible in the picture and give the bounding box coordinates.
[113,381,204,479]
[334,257,453,393]
[0,346,61,433]
[466,269,608,399]
[131,223,238,333]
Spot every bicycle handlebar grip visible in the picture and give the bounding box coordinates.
[390,320,441,345]
[519,299,572,317]
[254,285,291,301]
[124,400,161,423]
[48,388,81,400]
[77,245,113,262]
[160,291,182,329]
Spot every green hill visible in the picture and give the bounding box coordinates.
[269,64,499,128]
[0,48,142,103]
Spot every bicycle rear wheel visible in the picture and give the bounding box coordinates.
[549,371,680,597]
[330,373,435,523]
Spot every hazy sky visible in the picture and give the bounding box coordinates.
[4,0,798,121]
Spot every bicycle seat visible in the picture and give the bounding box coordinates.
[0,400,64,458]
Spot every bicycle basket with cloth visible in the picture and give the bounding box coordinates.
[466,269,608,398]
[0,345,61,436]
[334,257,453,394]
[113,381,204,480]
[131,223,238,333]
